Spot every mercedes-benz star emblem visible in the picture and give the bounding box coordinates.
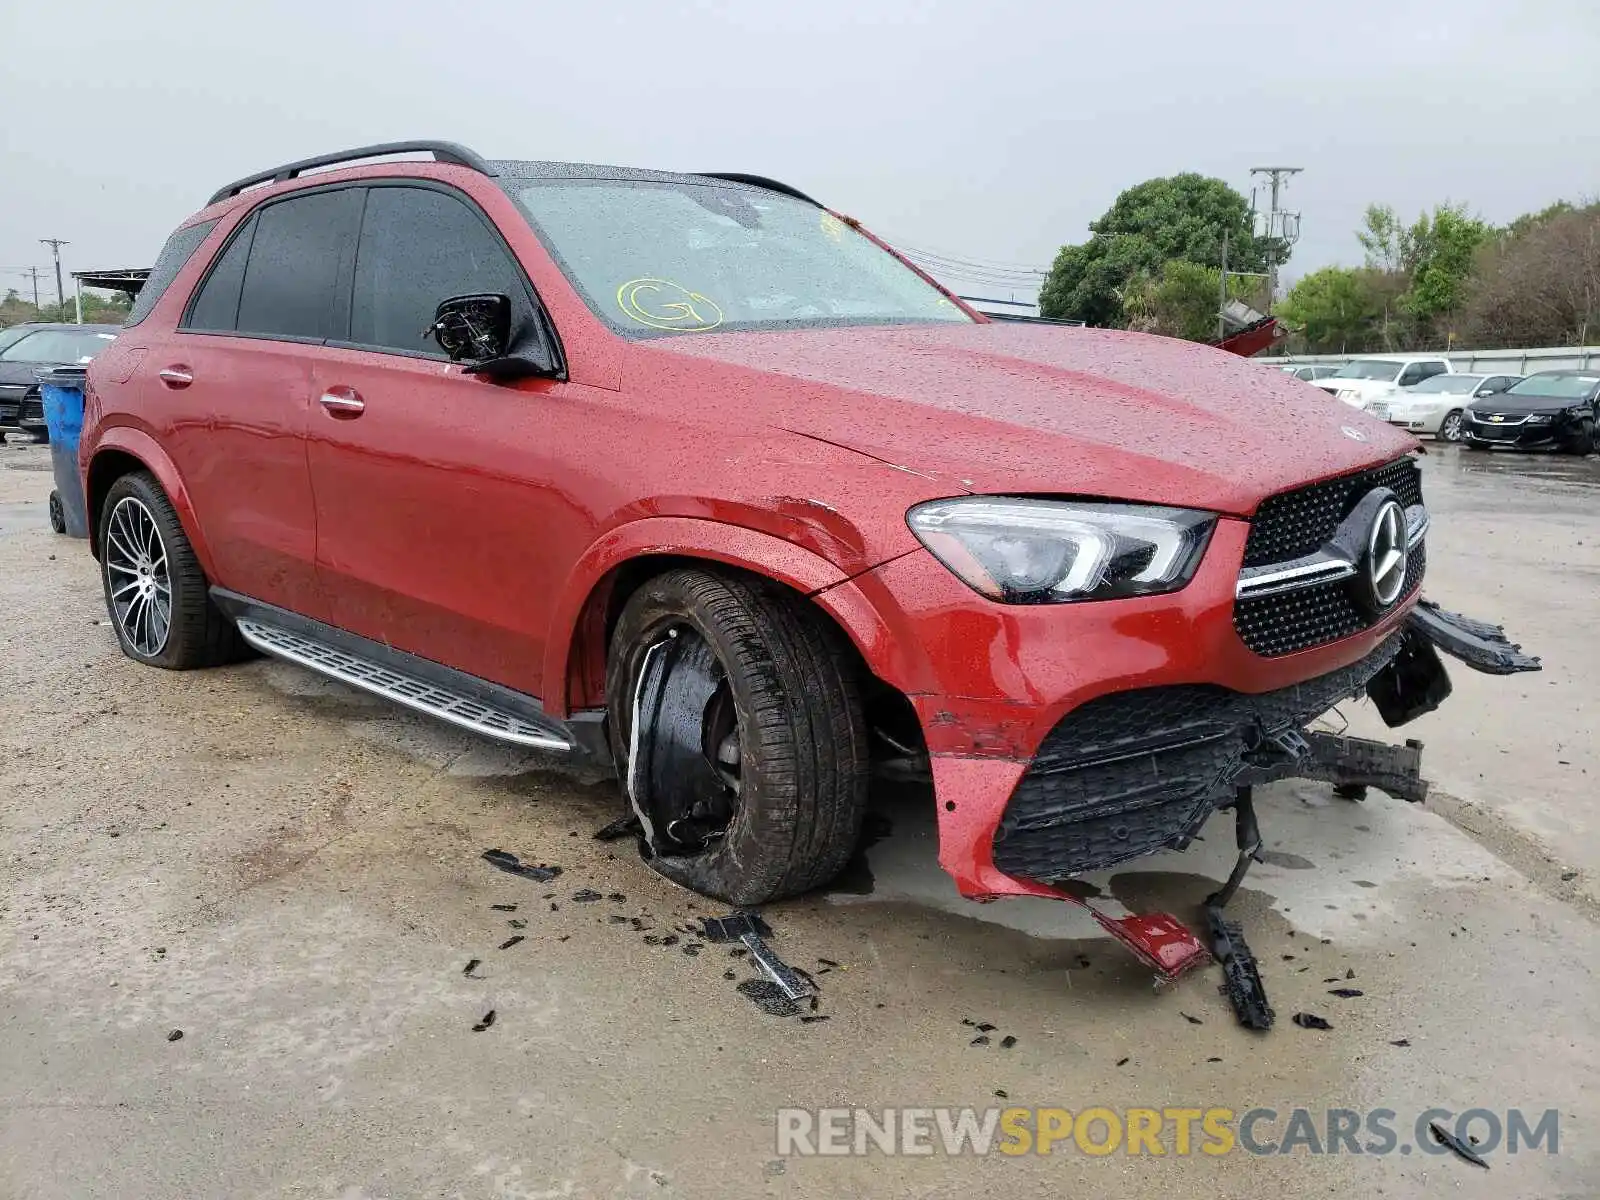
[1363,499,1409,611]
[1341,425,1368,441]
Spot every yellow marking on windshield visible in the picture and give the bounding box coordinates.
[819,212,846,243]
[616,278,724,332]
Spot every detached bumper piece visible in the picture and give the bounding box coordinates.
[1407,600,1542,676]
[992,634,1405,884]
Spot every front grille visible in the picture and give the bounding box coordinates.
[1234,458,1426,656]
[1236,544,1425,656]
[992,634,1404,884]
[0,401,17,424]
[1242,458,1422,568]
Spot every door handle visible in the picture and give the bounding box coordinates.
[318,387,365,419]
[158,365,193,388]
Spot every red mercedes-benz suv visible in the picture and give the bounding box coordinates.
[82,142,1517,920]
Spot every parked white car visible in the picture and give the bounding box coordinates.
[1369,373,1523,441]
[1277,363,1343,382]
[1309,355,1454,408]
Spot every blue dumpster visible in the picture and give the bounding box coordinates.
[39,366,89,538]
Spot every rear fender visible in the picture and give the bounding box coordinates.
[85,427,215,576]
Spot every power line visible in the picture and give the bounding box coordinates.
[40,238,70,312]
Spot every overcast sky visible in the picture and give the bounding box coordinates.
[4,0,1598,305]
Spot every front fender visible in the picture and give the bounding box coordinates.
[543,517,863,717]
[84,426,216,577]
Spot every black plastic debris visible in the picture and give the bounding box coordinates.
[681,944,701,956]
[661,934,680,948]
[975,1022,997,1033]
[1292,1012,1333,1030]
[1346,968,1356,979]
[800,1015,830,1024]
[482,849,562,883]
[736,979,802,1017]
[508,919,527,929]
[594,815,642,842]
[606,892,627,902]
[1328,988,1364,998]
[1429,1121,1490,1169]
[490,903,518,912]
[995,1089,1009,1099]
[472,1010,496,1032]
[730,947,747,958]
[608,915,630,925]
[1115,1057,1130,1066]
[571,889,603,903]
[644,935,662,945]
[970,1035,990,1046]
[1000,1035,1018,1049]
[462,958,482,978]
[960,1018,976,1027]
[1180,1012,1204,1025]
[1207,1056,1222,1063]
[702,912,773,942]
[549,903,559,912]
[817,958,841,969]
[723,969,737,981]
[1389,1038,1411,1047]
[1206,907,1274,1031]
[558,935,570,942]
[498,935,525,951]
[166,1029,183,1042]
[630,917,647,930]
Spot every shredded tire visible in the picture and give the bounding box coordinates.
[606,567,869,905]
[98,471,249,670]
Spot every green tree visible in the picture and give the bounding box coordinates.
[1124,261,1258,342]
[1278,267,1383,353]
[1040,174,1281,328]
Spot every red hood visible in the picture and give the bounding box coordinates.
[630,322,1418,517]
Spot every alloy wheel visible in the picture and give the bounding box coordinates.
[1440,411,1463,442]
[104,496,172,657]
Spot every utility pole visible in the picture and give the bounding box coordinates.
[1218,230,1229,341]
[18,267,43,310]
[40,238,70,314]
[1249,167,1302,314]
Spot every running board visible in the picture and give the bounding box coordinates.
[233,616,576,753]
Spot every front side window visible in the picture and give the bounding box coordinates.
[349,186,526,354]
[124,219,218,327]
[234,189,363,340]
[510,178,971,337]
[0,329,118,363]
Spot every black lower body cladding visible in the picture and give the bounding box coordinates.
[991,635,1406,884]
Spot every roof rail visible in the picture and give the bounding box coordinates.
[206,141,495,206]
[697,172,820,206]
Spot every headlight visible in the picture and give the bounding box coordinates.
[1527,414,1553,425]
[906,498,1214,603]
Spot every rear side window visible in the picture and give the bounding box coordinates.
[124,219,218,328]
[349,186,526,354]
[184,214,257,332]
[234,189,363,340]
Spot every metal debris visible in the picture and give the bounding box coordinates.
[481,849,562,883]
[702,911,814,1001]
[1429,1121,1491,1169]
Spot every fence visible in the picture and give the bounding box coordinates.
[1263,345,1600,375]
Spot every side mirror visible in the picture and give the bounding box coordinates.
[428,294,511,363]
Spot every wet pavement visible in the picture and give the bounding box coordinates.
[3,437,1599,1198]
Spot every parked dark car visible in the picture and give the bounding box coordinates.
[1463,370,1600,454]
[0,324,121,442]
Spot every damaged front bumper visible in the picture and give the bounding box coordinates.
[930,598,1539,901]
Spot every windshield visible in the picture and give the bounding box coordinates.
[1505,374,1599,401]
[1409,375,1482,394]
[511,179,972,337]
[1329,359,1405,381]
[0,329,117,364]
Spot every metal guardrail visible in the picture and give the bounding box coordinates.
[1264,345,1600,374]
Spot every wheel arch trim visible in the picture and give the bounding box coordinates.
[85,428,216,576]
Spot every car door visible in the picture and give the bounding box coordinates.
[158,187,364,620]
[304,182,590,699]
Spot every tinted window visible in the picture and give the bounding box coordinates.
[349,186,525,354]
[1507,373,1600,401]
[1417,362,1449,381]
[124,220,218,327]
[184,214,257,332]
[235,189,362,340]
